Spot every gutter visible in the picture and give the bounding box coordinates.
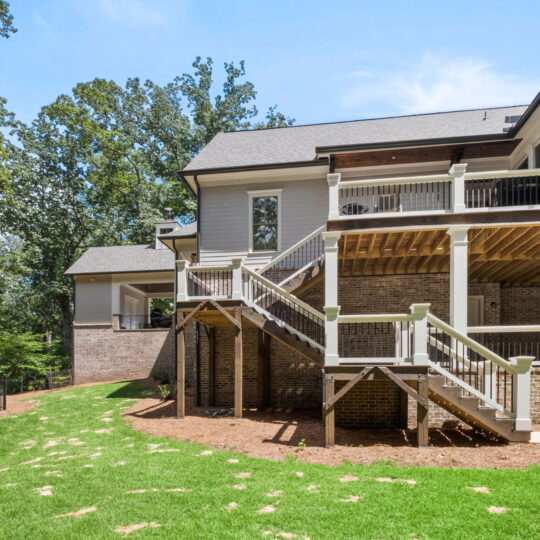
[180,158,329,177]
[315,133,511,155]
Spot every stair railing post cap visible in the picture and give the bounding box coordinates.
[410,303,431,316]
[324,306,341,319]
[510,356,535,373]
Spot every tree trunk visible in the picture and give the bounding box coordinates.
[58,293,73,359]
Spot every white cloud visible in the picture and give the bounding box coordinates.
[341,54,539,115]
[33,11,57,41]
[97,0,167,27]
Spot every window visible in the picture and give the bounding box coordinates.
[248,189,282,252]
[159,228,173,235]
[535,143,540,168]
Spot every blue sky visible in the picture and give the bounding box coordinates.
[2,0,540,126]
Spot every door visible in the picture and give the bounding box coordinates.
[467,296,484,327]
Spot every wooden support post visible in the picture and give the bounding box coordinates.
[234,308,243,418]
[324,375,335,448]
[399,389,409,429]
[176,312,185,419]
[416,374,429,447]
[257,330,271,409]
[208,326,216,407]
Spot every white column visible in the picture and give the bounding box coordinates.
[447,226,469,336]
[527,145,535,169]
[231,258,243,300]
[323,231,341,366]
[176,260,188,302]
[449,163,467,213]
[511,356,534,432]
[410,303,430,366]
[111,281,121,316]
[327,173,341,220]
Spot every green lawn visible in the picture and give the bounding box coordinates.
[0,381,538,539]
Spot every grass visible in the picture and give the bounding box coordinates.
[0,381,539,539]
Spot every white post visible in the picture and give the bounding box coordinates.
[410,303,430,366]
[449,163,467,212]
[447,226,469,336]
[527,145,535,169]
[176,260,188,302]
[231,258,243,300]
[511,356,534,432]
[323,231,341,366]
[327,173,341,220]
[111,281,121,316]
[395,322,410,361]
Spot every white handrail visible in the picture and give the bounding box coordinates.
[428,361,509,415]
[465,168,540,180]
[257,225,326,274]
[339,313,414,323]
[468,325,540,333]
[339,173,452,189]
[187,264,233,272]
[427,313,517,374]
[242,265,325,322]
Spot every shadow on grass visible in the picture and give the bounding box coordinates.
[105,379,156,400]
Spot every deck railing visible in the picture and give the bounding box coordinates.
[468,325,540,366]
[465,169,540,209]
[176,260,325,351]
[337,313,414,362]
[258,225,325,286]
[328,167,540,220]
[427,313,533,424]
[337,175,452,217]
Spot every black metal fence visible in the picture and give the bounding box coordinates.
[0,378,6,411]
[2,369,73,397]
[119,314,172,329]
[465,175,540,208]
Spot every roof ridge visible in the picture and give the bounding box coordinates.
[220,104,528,135]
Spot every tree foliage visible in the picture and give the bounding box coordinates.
[0,332,58,383]
[0,58,293,355]
[0,0,16,39]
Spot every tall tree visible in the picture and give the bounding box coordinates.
[0,59,293,353]
[0,0,16,38]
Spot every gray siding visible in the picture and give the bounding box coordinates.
[200,178,328,267]
[75,276,112,324]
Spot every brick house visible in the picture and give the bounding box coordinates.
[66,94,540,445]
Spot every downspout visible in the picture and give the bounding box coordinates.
[193,174,202,403]
[172,238,178,384]
[193,174,201,263]
[195,322,201,406]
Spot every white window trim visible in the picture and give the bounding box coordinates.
[247,189,282,253]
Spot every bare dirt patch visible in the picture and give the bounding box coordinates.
[124,386,540,469]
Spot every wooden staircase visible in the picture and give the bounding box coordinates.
[241,306,324,366]
[280,260,324,297]
[428,375,530,442]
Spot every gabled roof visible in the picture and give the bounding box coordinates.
[183,104,529,173]
[65,245,174,276]
[158,221,197,238]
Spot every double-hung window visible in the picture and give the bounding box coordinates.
[248,189,282,252]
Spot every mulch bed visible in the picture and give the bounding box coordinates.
[124,383,540,469]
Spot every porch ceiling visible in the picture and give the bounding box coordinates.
[339,225,540,285]
[334,139,521,169]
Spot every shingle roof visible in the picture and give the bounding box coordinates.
[65,245,174,276]
[159,221,197,238]
[183,105,528,171]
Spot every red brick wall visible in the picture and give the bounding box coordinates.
[335,380,401,427]
[73,324,174,384]
[196,325,321,409]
